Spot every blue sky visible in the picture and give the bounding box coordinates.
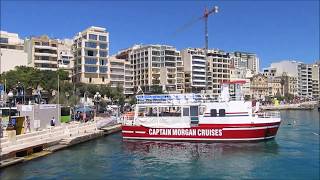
[1,0,319,69]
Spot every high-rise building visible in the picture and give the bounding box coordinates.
[181,48,231,95]
[181,48,206,93]
[116,44,183,93]
[207,49,231,96]
[72,26,109,84]
[25,35,59,71]
[230,51,259,75]
[312,63,319,99]
[0,31,27,73]
[298,63,313,98]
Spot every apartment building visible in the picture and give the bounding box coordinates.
[116,44,183,94]
[181,48,206,93]
[57,39,74,78]
[0,31,28,73]
[312,63,319,99]
[108,56,134,96]
[230,51,259,75]
[207,49,231,96]
[72,26,109,84]
[298,63,313,98]
[25,35,59,71]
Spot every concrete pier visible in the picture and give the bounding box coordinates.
[0,121,121,168]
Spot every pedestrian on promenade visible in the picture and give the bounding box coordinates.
[50,117,56,126]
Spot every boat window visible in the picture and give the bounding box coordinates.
[210,109,217,117]
[190,106,198,117]
[146,107,157,117]
[199,106,206,115]
[138,106,146,117]
[183,108,189,116]
[159,106,181,117]
[219,109,226,117]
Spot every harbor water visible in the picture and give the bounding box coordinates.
[1,110,319,179]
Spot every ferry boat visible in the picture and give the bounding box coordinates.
[121,81,281,142]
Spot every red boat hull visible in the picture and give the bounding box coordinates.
[122,122,281,142]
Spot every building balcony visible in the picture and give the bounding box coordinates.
[34,60,57,64]
[34,45,57,50]
[34,52,57,57]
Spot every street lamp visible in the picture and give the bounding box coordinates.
[7,90,13,123]
[93,92,101,117]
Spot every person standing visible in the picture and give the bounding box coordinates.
[50,117,56,126]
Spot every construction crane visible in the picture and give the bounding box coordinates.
[173,6,219,92]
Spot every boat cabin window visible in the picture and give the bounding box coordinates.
[199,106,205,115]
[190,106,198,117]
[210,109,217,117]
[219,109,226,117]
[159,107,181,117]
[183,108,189,116]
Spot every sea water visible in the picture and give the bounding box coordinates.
[0,110,319,179]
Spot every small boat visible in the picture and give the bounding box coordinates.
[121,81,281,142]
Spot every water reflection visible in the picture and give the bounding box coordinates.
[123,140,279,163]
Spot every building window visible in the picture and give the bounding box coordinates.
[99,50,108,57]
[42,42,49,46]
[100,43,108,49]
[100,67,108,73]
[89,78,92,83]
[99,36,107,41]
[85,42,97,48]
[85,66,97,73]
[87,50,95,56]
[85,58,97,65]
[102,77,105,82]
[89,34,97,40]
[0,37,8,44]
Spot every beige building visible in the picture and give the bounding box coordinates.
[207,49,231,96]
[25,35,59,71]
[72,26,109,84]
[0,31,28,73]
[230,51,260,75]
[108,56,134,96]
[181,48,230,96]
[116,44,183,93]
[312,63,319,99]
[250,74,268,100]
[268,77,283,97]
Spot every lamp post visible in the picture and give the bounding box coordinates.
[93,92,101,118]
[7,90,13,123]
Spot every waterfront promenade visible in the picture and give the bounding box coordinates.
[0,120,121,168]
[261,101,319,110]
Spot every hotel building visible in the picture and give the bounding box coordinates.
[72,26,109,84]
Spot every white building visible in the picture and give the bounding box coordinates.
[181,48,206,93]
[72,26,109,84]
[269,60,300,77]
[0,31,28,73]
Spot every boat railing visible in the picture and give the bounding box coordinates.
[121,114,135,125]
[136,94,244,104]
[255,111,281,118]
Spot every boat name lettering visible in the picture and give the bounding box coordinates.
[148,129,223,136]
